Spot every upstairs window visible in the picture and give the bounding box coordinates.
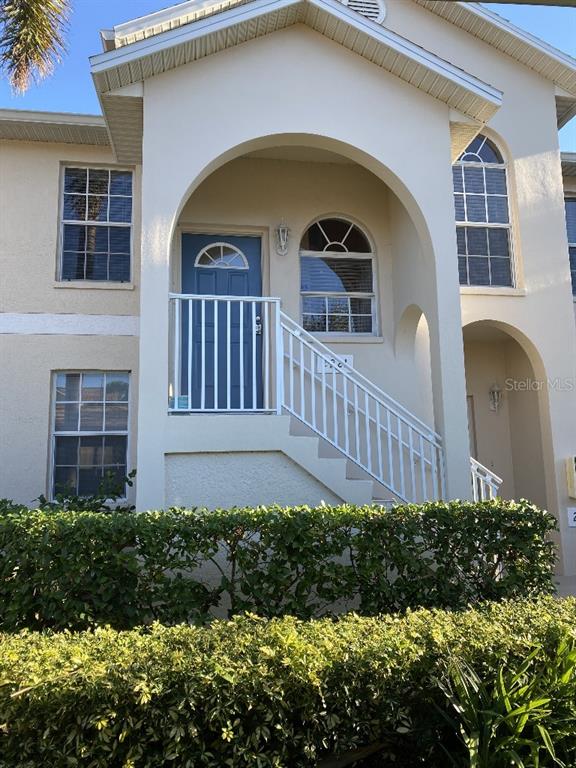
[565,199,576,297]
[300,218,375,334]
[60,167,132,282]
[453,135,514,288]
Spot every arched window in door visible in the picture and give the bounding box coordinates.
[195,243,248,269]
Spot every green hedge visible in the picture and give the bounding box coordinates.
[0,597,574,767]
[0,500,556,631]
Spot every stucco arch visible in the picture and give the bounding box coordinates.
[462,319,548,382]
[462,319,555,516]
[168,133,436,269]
[395,303,425,357]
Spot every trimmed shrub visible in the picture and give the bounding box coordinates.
[0,500,556,630]
[0,598,574,767]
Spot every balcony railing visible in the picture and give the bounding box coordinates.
[169,294,282,413]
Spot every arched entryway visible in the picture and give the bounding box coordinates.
[463,320,549,508]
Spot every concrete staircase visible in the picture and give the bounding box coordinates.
[286,417,399,506]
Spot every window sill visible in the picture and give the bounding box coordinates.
[460,286,526,298]
[314,334,385,344]
[53,281,135,291]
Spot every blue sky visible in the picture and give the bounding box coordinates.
[0,1,574,150]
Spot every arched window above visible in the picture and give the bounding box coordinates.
[457,135,504,165]
[195,243,248,269]
[452,134,513,288]
[300,218,375,335]
[300,218,371,253]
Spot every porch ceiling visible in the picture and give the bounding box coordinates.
[90,0,503,164]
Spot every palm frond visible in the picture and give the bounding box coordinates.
[0,0,70,93]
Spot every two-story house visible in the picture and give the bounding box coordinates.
[1,0,576,585]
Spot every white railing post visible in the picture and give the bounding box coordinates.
[275,301,283,415]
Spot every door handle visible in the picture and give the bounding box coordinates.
[254,315,262,335]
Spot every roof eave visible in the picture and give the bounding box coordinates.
[0,109,110,146]
[413,0,576,100]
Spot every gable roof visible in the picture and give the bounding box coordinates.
[91,0,504,163]
[413,1,576,127]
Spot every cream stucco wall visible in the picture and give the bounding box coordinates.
[166,451,341,508]
[0,140,141,315]
[0,334,138,504]
[136,24,472,510]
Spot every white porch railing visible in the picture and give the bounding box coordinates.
[169,293,503,505]
[279,312,445,503]
[470,457,502,501]
[169,294,282,413]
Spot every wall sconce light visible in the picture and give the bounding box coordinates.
[275,220,290,256]
[489,383,502,412]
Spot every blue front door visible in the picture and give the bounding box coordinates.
[181,234,263,410]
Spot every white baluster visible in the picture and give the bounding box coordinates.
[239,300,244,410]
[251,302,257,410]
[187,298,193,411]
[173,298,181,410]
[214,299,219,410]
[264,301,270,411]
[200,299,206,410]
[226,300,231,410]
[364,390,371,474]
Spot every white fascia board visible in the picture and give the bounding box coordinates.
[111,0,220,40]
[90,0,502,109]
[0,109,105,126]
[459,2,576,76]
[90,0,296,70]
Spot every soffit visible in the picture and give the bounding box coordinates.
[562,153,576,179]
[0,110,109,146]
[413,0,576,128]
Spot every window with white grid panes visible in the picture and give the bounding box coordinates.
[60,167,132,282]
[52,372,129,497]
[452,135,514,287]
[300,218,376,334]
[565,198,576,297]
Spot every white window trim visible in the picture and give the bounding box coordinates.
[49,370,131,501]
[299,248,377,337]
[57,163,134,284]
[454,152,516,289]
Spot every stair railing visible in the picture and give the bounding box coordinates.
[470,457,502,501]
[279,312,445,503]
